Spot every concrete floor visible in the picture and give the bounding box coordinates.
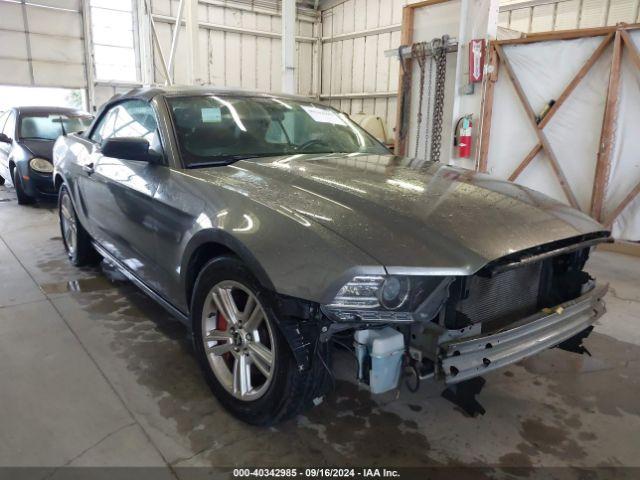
[1,184,639,478]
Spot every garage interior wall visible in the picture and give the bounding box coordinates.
[319,0,405,138]
[499,0,640,34]
[0,0,87,89]
[147,0,319,96]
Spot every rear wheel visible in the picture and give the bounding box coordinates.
[59,185,99,266]
[13,167,33,205]
[192,256,326,425]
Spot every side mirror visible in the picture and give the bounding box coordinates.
[0,133,11,144]
[100,137,161,163]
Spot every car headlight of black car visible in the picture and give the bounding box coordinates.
[29,158,54,174]
[323,275,449,323]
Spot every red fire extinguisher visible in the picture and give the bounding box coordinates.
[454,115,473,158]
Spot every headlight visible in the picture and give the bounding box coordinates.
[379,276,411,310]
[324,275,448,323]
[326,275,414,310]
[327,276,385,309]
[30,158,53,173]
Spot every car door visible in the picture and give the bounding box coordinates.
[79,100,168,288]
[0,111,15,182]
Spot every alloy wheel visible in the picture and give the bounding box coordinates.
[60,193,77,256]
[201,280,275,401]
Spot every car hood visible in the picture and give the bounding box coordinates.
[192,153,607,275]
[20,139,54,160]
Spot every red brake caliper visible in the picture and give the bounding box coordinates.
[217,312,232,362]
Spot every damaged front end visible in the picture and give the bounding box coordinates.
[319,233,610,398]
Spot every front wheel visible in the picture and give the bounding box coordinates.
[59,185,99,266]
[192,256,325,425]
[13,168,33,205]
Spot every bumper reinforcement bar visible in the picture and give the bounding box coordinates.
[439,284,608,384]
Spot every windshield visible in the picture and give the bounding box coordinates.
[167,95,389,166]
[19,113,93,140]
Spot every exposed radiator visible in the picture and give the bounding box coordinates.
[456,262,543,324]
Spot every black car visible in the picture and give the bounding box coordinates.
[0,106,93,204]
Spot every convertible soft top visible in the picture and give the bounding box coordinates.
[115,85,313,103]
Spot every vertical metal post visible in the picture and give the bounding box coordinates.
[282,0,296,94]
[21,0,35,86]
[144,0,171,85]
[81,0,96,111]
[313,13,322,100]
[135,0,154,85]
[168,0,186,82]
[185,0,201,85]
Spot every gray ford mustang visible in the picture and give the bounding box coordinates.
[53,86,610,425]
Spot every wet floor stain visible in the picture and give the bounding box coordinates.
[40,276,119,295]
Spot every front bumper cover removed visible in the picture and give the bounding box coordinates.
[439,283,608,384]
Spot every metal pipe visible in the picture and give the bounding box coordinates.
[384,38,459,60]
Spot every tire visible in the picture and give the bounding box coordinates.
[0,174,5,186]
[13,167,33,205]
[58,185,99,266]
[192,256,327,425]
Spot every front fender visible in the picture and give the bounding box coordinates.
[181,228,277,299]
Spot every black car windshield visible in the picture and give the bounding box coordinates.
[167,95,389,166]
[19,113,93,141]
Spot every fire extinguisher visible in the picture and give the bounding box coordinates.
[454,115,473,158]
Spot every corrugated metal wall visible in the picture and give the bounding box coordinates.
[499,0,640,33]
[149,0,319,96]
[319,0,406,136]
[0,0,87,88]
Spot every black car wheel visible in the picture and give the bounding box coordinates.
[0,174,4,186]
[13,168,33,205]
[59,185,99,266]
[192,256,326,425]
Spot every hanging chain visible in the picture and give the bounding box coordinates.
[413,43,427,158]
[430,35,449,163]
[422,51,435,161]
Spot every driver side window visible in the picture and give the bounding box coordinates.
[90,100,163,156]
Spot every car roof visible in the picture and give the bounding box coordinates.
[115,85,313,103]
[15,106,91,116]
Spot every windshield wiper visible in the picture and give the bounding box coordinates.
[187,153,280,168]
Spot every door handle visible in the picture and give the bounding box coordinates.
[83,163,94,174]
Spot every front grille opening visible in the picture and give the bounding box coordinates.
[443,247,593,332]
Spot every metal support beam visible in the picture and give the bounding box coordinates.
[185,0,200,85]
[282,0,296,94]
[168,0,186,82]
[144,0,171,85]
[80,0,96,111]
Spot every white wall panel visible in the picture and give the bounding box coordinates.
[320,0,405,137]
[150,0,317,96]
[0,0,87,89]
